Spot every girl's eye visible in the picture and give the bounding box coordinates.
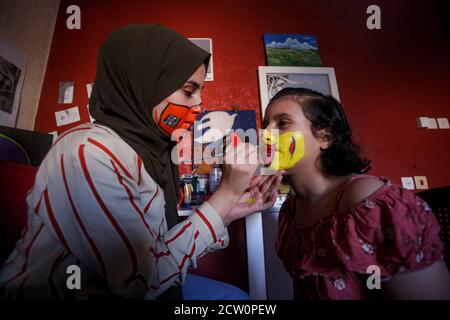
[279,120,289,127]
[184,90,194,97]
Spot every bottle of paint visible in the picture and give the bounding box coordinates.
[209,167,222,193]
[180,175,193,208]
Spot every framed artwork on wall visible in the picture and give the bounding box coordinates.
[189,38,214,81]
[263,33,322,67]
[0,38,27,128]
[257,66,340,118]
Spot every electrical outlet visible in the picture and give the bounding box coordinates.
[414,176,429,189]
[437,118,449,129]
[401,177,415,190]
[417,117,430,128]
[428,118,438,129]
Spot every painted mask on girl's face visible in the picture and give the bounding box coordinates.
[262,130,306,170]
[156,102,203,136]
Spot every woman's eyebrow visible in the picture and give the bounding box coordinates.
[184,80,201,89]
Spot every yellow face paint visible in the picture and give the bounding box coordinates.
[262,130,305,170]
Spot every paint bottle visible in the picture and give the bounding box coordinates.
[209,167,222,193]
[198,174,209,194]
[180,175,193,208]
[193,174,209,205]
[191,174,202,207]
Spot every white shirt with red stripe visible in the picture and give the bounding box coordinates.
[0,123,228,299]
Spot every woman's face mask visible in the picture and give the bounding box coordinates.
[157,102,203,136]
[263,130,306,170]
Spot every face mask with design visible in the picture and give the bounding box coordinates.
[156,102,203,136]
[262,130,306,170]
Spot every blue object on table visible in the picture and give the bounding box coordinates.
[183,273,250,300]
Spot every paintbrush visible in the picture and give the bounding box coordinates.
[181,145,270,164]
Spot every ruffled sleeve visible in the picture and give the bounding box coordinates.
[352,183,445,278]
[276,181,445,281]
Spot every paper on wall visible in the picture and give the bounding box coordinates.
[55,106,80,127]
[58,81,74,104]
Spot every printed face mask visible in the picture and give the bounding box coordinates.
[262,130,306,170]
[157,102,203,136]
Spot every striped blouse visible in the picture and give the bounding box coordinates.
[0,123,228,299]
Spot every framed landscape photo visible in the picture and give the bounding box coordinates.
[258,66,340,117]
[263,33,322,67]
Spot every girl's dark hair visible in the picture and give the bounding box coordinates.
[269,87,371,176]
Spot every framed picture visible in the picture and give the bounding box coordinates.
[189,38,214,81]
[0,38,27,127]
[263,33,322,67]
[258,66,340,117]
[177,109,257,167]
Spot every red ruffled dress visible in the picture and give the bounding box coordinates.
[276,175,444,300]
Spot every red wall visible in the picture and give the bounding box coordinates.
[34,0,450,291]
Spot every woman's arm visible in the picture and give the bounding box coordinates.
[339,176,450,299]
[41,142,230,298]
[383,261,450,299]
[43,139,268,298]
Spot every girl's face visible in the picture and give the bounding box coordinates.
[152,64,206,138]
[262,97,330,175]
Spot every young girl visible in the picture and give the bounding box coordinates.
[262,87,450,300]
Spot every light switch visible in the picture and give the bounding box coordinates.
[414,176,429,189]
[417,117,430,128]
[401,177,415,190]
[437,118,449,129]
[428,118,438,129]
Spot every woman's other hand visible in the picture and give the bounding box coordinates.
[227,172,284,222]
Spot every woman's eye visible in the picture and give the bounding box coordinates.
[184,90,193,97]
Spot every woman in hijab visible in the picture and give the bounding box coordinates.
[0,24,283,299]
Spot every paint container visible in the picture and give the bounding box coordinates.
[181,175,193,208]
[209,167,222,193]
[197,174,209,194]
[191,174,202,207]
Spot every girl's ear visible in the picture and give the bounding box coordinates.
[317,128,332,149]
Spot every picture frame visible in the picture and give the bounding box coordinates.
[258,66,340,118]
[263,33,322,67]
[0,38,27,128]
[189,38,214,81]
